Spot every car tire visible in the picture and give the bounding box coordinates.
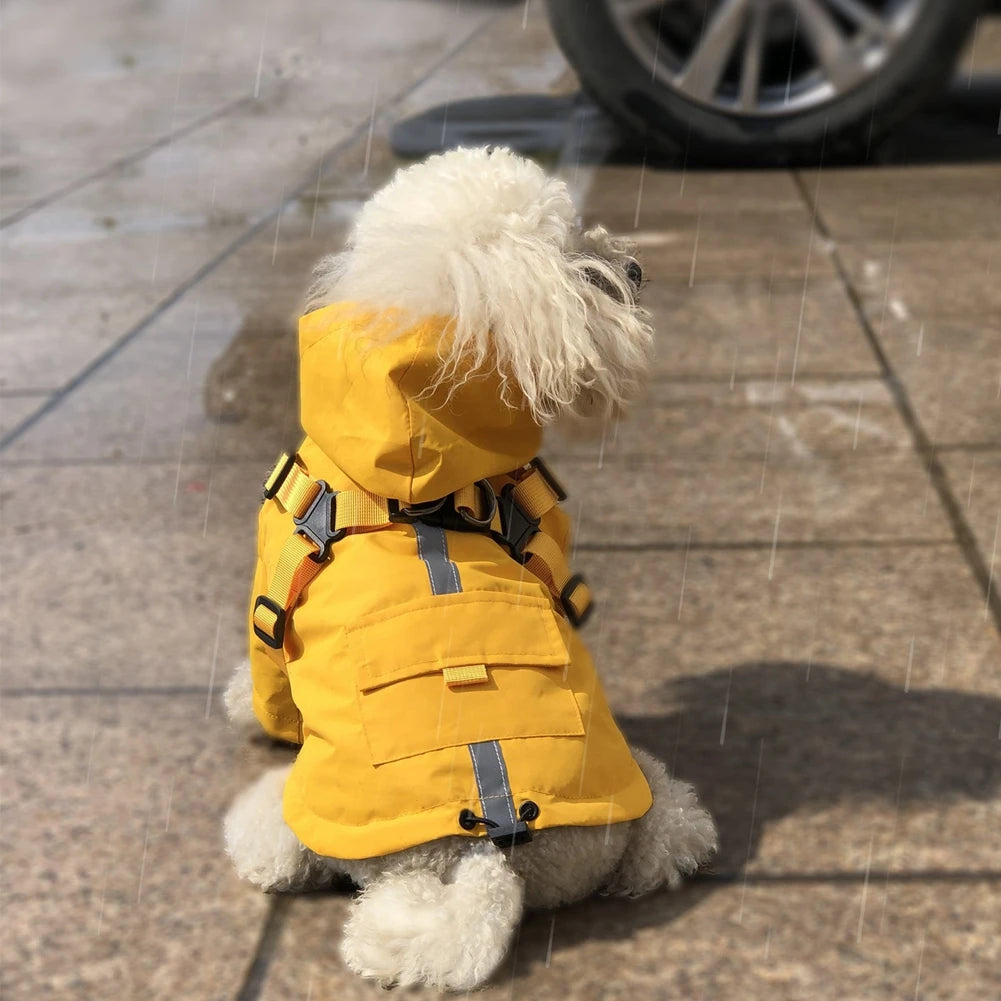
[547,0,984,164]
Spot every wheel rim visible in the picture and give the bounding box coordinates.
[606,0,927,116]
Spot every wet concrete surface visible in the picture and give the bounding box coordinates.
[1,2,1000,1000]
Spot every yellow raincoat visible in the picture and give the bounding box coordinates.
[248,302,652,860]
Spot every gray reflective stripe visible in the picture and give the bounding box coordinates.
[467,740,527,844]
[413,520,461,596]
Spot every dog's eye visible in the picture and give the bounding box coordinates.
[624,260,643,288]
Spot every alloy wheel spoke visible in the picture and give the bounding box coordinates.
[738,5,768,111]
[790,0,858,89]
[675,0,750,102]
[824,0,889,40]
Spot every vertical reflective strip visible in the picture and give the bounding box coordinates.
[467,740,527,844]
[413,520,462,596]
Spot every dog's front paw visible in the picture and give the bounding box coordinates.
[224,765,330,892]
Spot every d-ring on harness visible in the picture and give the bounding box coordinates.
[252,453,593,655]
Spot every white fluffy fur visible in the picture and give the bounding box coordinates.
[226,148,714,991]
[222,659,259,739]
[305,146,653,422]
[223,764,333,892]
[340,844,524,991]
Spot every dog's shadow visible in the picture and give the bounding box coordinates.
[510,660,1001,970]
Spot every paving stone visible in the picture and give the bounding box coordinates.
[559,447,951,546]
[836,246,1000,446]
[0,394,49,437]
[0,461,259,689]
[643,274,878,379]
[255,878,1001,1001]
[938,448,1001,572]
[0,693,288,1001]
[577,544,1001,712]
[0,0,496,395]
[808,164,1001,244]
[578,165,837,284]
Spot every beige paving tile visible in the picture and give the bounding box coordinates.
[0,0,493,218]
[644,274,877,379]
[1,225,246,394]
[256,879,1001,1001]
[808,164,1001,244]
[559,448,950,546]
[0,461,260,689]
[0,692,288,1001]
[841,238,1000,322]
[577,545,1001,714]
[0,211,328,463]
[834,246,1000,446]
[578,165,836,284]
[0,0,248,217]
[0,394,49,437]
[548,378,914,463]
[939,448,1001,567]
[0,0,496,394]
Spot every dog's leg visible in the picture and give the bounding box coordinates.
[605,746,717,897]
[340,842,523,991]
[224,764,332,892]
[222,659,259,739]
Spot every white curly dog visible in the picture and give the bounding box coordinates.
[223,147,716,992]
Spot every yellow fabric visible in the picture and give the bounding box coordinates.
[298,304,543,503]
[248,303,651,859]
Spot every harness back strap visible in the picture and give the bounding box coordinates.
[252,452,593,657]
[505,464,593,628]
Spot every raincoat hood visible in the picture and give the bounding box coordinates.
[299,303,543,504]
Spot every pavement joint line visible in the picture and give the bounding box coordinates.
[0,12,499,457]
[0,96,253,230]
[697,869,1001,885]
[0,443,934,468]
[575,538,953,553]
[647,371,884,385]
[791,169,1001,640]
[232,895,292,1001]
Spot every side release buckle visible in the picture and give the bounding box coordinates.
[495,483,540,562]
[293,481,345,562]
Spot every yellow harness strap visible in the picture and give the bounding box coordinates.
[253,453,593,658]
[506,465,593,627]
[254,455,395,656]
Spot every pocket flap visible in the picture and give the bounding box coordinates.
[349,590,570,693]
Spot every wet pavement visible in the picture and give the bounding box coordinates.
[1,2,999,1000]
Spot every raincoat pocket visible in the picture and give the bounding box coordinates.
[348,589,584,765]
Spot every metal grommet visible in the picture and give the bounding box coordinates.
[518,801,540,822]
[458,809,499,832]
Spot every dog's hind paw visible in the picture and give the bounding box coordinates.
[340,846,523,991]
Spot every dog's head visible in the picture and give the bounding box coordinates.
[307,146,653,424]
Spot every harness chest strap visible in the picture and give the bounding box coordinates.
[252,453,592,657]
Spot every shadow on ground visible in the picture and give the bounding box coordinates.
[507,660,1001,975]
[389,76,1001,168]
